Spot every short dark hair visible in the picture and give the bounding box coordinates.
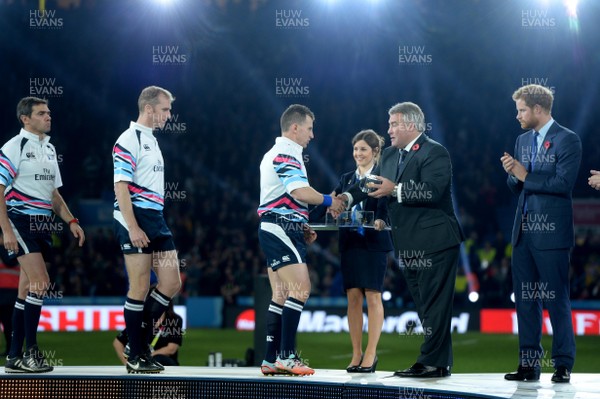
[352,129,385,163]
[512,84,553,112]
[280,104,315,132]
[138,86,175,113]
[16,97,48,127]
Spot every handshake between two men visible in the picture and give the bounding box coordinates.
[325,174,394,231]
[304,174,393,245]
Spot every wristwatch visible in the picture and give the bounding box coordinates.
[390,185,398,198]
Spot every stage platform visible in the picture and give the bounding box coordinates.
[1,367,599,399]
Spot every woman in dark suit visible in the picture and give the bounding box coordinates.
[334,130,393,373]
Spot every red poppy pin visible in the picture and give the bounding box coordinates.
[543,141,551,150]
[412,143,420,151]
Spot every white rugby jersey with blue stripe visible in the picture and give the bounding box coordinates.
[113,122,165,212]
[0,129,63,216]
[258,136,310,222]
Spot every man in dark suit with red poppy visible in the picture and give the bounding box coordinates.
[501,84,580,383]
[340,102,464,378]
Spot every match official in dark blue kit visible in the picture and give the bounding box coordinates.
[501,84,580,383]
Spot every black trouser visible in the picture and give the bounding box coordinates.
[401,246,459,368]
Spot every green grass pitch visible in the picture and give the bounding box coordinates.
[4,330,598,373]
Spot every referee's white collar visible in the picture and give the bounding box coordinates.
[276,136,303,151]
[19,128,50,144]
[130,121,155,138]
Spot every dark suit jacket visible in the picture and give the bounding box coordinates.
[347,134,464,256]
[310,170,393,253]
[508,121,582,249]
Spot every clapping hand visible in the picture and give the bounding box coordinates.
[589,170,600,190]
[501,152,527,182]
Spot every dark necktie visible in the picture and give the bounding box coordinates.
[397,149,408,178]
[528,131,539,172]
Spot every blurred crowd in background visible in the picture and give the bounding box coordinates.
[1,0,600,307]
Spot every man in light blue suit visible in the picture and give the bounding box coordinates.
[500,84,580,383]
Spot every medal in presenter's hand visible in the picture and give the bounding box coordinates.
[359,174,382,193]
[366,175,394,198]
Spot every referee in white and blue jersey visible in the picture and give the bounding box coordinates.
[112,86,181,374]
[257,104,345,376]
[1,97,85,373]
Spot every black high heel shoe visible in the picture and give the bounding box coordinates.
[356,356,378,373]
[346,354,364,373]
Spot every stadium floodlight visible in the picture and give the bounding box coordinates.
[382,291,392,301]
[468,291,479,303]
[564,0,579,16]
